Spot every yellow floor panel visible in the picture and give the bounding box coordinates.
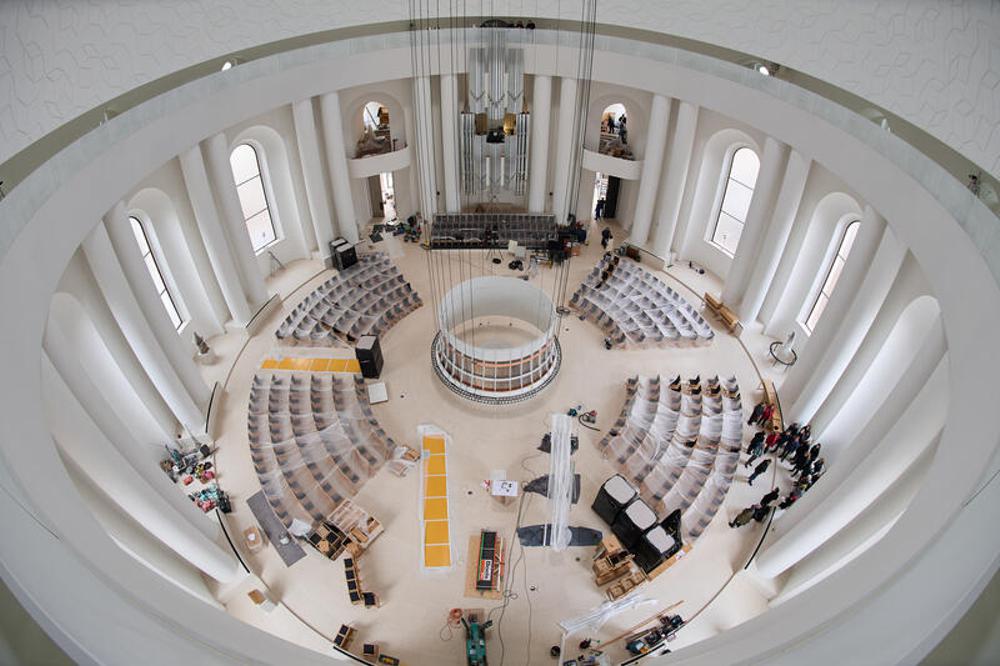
[258,356,361,374]
[423,497,448,520]
[422,436,446,454]
[425,476,448,498]
[424,520,450,545]
[425,455,447,475]
[424,544,452,568]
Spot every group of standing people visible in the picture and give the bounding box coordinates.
[603,112,628,142]
[731,403,828,529]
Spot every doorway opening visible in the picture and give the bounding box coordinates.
[368,171,397,223]
[591,172,621,221]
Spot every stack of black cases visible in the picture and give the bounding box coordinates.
[611,498,658,550]
[592,474,638,524]
[329,238,358,271]
[632,524,678,573]
[355,335,383,379]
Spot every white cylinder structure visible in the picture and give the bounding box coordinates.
[431,276,561,404]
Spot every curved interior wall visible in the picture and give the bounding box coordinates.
[0,25,997,666]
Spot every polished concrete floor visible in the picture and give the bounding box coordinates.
[201,223,792,665]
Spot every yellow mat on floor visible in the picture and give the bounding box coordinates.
[260,356,361,373]
[421,433,451,568]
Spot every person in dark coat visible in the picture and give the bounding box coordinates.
[748,401,766,426]
[752,504,771,523]
[809,442,822,460]
[760,487,781,507]
[601,227,612,249]
[780,435,800,462]
[748,459,770,486]
[595,199,606,221]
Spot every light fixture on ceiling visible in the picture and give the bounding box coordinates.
[221,57,241,71]
[757,64,770,76]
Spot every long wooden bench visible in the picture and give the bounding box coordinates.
[704,292,742,335]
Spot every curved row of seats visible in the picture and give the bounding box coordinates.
[569,255,714,348]
[247,372,396,529]
[276,252,422,346]
[598,375,743,543]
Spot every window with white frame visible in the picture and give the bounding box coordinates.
[710,147,760,255]
[129,216,183,330]
[229,143,277,252]
[804,220,860,332]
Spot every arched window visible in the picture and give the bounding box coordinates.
[128,216,183,330]
[804,220,860,332]
[229,143,277,252]
[711,147,760,255]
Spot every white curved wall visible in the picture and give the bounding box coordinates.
[0,23,997,666]
[2,1,998,173]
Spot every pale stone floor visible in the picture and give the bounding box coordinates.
[199,223,792,665]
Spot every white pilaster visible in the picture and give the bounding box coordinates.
[528,75,552,213]
[202,133,268,308]
[178,144,253,326]
[552,77,578,225]
[319,91,360,242]
[292,98,337,258]
[757,349,946,579]
[629,94,672,245]
[439,74,461,213]
[408,77,438,220]
[651,100,698,258]
[81,223,205,433]
[721,136,788,307]
[42,354,241,583]
[737,149,812,322]
[104,202,211,410]
[784,221,905,418]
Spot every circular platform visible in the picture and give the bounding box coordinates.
[431,276,562,404]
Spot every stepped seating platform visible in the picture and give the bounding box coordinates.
[598,374,743,544]
[247,371,395,538]
[276,252,421,347]
[569,255,714,348]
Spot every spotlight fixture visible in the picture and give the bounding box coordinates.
[221,57,241,71]
[757,64,770,76]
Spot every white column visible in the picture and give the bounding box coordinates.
[720,136,788,307]
[179,145,253,326]
[439,74,461,213]
[319,91,360,243]
[292,98,337,258]
[528,75,552,213]
[104,202,211,410]
[629,94,672,245]
[42,329,217,545]
[408,77,438,220]
[42,354,241,583]
[776,205,886,386]
[757,350,946,579]
[81,224,205,433]
[784,221,905,419]
[651,100,698,258]
[737,149,811,322]
[202,133,268,308]
[552,77,578,225]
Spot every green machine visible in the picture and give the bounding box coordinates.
[461,616,493,666]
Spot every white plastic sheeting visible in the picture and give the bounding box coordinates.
[246,372,395,528]
[548,413,575,551]
[570,255,714,348]
[599,375,743,542]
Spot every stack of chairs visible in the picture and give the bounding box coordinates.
[598,374,743,547]
[569,255,714,348]
[275,252,421,346]
[247,372,397,532]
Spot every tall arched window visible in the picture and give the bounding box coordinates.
[804,220,860,332]
[229,143,277,252]
[711,147,760,255]
[129,216,183,330]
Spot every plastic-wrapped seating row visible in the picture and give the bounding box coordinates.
[275,252,422,346]
[246,372,396,531]
[569,255,714,348]
[598,374,743,544]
